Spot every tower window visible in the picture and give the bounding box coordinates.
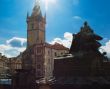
[31,23,34,29]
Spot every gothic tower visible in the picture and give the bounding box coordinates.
[27,1,46,47]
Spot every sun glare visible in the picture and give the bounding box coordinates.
[35,0,57,11]
[43,0,57,11]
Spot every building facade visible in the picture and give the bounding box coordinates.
[33,43,69,80]
[22,1,69,82]
[8,55,22,74]
[22,43,69,81]
[27,1,46,47]
[0,53,9,78]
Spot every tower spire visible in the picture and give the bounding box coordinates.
[27,0,46,47]
[32,0,42,17]
[27,12,29,18]
[44,12,46,20]
[35,0,40,5]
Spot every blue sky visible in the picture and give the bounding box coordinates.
[0,0,110,57]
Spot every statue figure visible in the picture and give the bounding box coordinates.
[70,21,103,56]
[51,21,110,88]
[69,21,106,76]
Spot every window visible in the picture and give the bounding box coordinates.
[37,47,41,53]
[37,71,41,76]
[37,65,41,69]
[48,59,51,64]
[31,23,34,29]
[37,56,41,62]
[48,51,50,55]
[55,52,57,56]
[36,47,42,54]
[61,52,63,55]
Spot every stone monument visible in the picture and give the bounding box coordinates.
[51,22,110,89]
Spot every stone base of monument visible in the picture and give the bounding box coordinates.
[50,84,110,89]
[39,84,51,89]
[50,77,110,89]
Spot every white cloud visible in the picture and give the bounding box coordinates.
[50,32,73,48]
[100,40,110,58]
[73,16,82,20]
[6,37,26,47]
[0,37,27,58]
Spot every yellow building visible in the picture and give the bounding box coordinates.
[0,53,9,78]
[8,54,22,74]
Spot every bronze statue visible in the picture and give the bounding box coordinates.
[70,21,103,55]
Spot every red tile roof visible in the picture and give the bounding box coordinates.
[51,43,69,50]
[30,42,69,50]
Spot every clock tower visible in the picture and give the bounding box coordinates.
[27,1,46,47]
